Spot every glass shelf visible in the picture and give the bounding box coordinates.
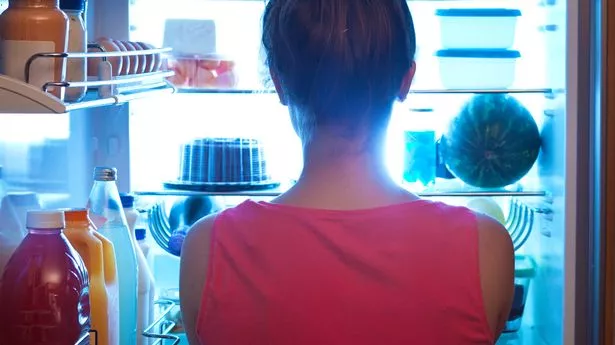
[176,88,557,95]
[134,185,548,198]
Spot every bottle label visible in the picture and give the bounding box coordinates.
[0,40,56,90]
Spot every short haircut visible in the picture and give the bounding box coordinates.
[262,0,416,136]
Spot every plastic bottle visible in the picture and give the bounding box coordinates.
[120,193,155,345]
[0,0,69,99]
[0,210,90,344]
[401,108,437,188]
[0,192,41,284]
[87,167,138,345]
[136,226,155,341]
[121,193,139,236]
[136,228,151,259]
[60,0,87,102]
[64,208,119,345]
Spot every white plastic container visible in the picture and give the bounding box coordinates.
[120,193,155,345]
[435,49,520,89]
[436,8,521,49]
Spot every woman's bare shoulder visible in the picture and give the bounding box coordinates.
[179,213,218,345]
[475,213,515,339]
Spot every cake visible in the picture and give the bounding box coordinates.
[179,138,271,184]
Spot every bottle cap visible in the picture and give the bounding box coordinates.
[63,208,89,223]
[26,210,65,229]
[59,0,86,11]
[135,228,146,241]
[119,193,134,208]
[94,167,117,181]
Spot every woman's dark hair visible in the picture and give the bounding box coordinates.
[262,0,416,137]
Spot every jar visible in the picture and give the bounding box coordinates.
[0,0,69,99]
[60,0,87,102]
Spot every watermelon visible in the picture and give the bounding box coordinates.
[441,94,541,188]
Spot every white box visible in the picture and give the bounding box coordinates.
[435,49,520,89]
[436,8,521,49]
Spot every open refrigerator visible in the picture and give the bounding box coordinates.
[0,0,610,343]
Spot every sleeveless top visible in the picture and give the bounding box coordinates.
[196,199,494,345]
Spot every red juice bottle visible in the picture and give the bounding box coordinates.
[0,210,91,345]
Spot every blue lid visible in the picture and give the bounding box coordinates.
[119,193,134,208]
[60,0,86,11]
[435,49,521,59]
[435,8,521,17]
[135,228,146,241]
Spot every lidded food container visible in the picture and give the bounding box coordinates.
[436,8,521,49]
[505,255,537,333]
[164,137,279,192]
[162,19,238,90]
[165,53,237,89]
[435,49,520,89]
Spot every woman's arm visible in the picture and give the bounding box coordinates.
[476,213,515,340]
[180,214,217,345]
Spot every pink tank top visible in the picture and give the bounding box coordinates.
[197,199,494,345]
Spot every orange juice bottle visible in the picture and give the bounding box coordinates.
[64,208,119,345]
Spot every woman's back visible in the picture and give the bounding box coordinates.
[180,0,514,342]
[187,199,506,345]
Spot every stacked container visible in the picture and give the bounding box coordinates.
[434,8,522,89]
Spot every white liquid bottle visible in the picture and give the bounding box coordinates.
[136,228,151,259]
[121,193,155,345]
[87,167,138,345]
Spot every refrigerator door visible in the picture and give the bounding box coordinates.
[601,0,615,342]
[561,0,604,343]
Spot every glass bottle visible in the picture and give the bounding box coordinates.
[87,166,138,345]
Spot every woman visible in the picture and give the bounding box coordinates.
[180,0,515,344]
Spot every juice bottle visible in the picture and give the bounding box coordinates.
[64,208,119,345]
[0,210,90,345]
[0,0,69,99]
[87,166,138,345]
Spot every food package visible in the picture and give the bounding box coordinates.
[164,53,237,89]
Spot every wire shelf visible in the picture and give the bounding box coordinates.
[142,299,181,345]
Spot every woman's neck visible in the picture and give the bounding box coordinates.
[300,133,390,186]
[273,129,417,209]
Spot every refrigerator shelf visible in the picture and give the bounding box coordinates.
[0,46,176,114]
[134,188,548,198]
[142,299,181,345]
[72,300,179,345]
[0,73,175,113]
[176,87,556,95]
